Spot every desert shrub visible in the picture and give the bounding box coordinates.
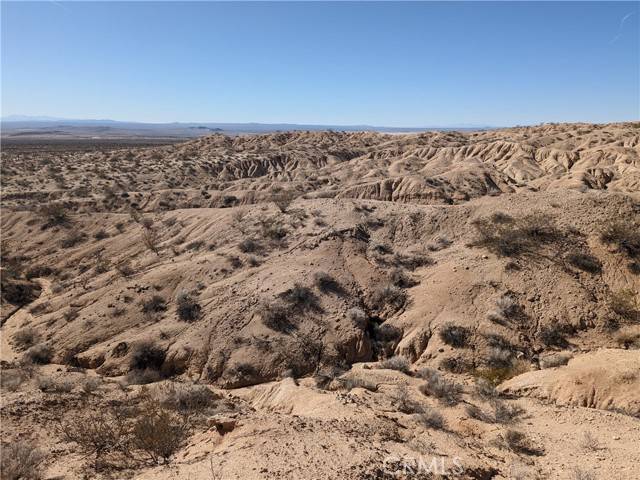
[176,291,201,322]
[63,307,80,322]
[439,356,473,373]
[579,431,600,451]
[24,265,56,280]
[82,377,102,394]
[273,192,295,213]
[475,378,498,400]
[59,406,130,471]
[537,324,569,347]
[492,401,525,424]
[129,341,166,373]
[465,404,490,422]
[141,228,160,254]
[280,283,321,312]
[258,300,296,333]
[495,294,519,318]
[13,327,39,351]
[500,429,541,455]
[471,213,560,257]
[1,370,27,392]
[392,384,422,414]
[484,347,514,369]
[141,295,167,315]
[566,252,602,273]
[391,252,432,271]
[369,284,407,312]
[473,359,529,386]
[126,368,163,385]
[39,378,74,394]
[539,352,573,368]
[439,323,471,348]
[40,202,69,227]
[427,236,452,251]
[340,376,378,392]
[116,260,135,277]
[417,370,462,406]
[238,238,262,254]
[614,327,640,349]
[600,221,640,259]
[94,229,110,240]
[377,356,411,374]
[259,217,288,241]
[572,468,596,480]
[0,440,45,480]
[158,383,219,413]
[609,289,639,321]
[388,268,417,288]
[131,402,190,464]
[24,343,53,364]
[60,232,87,248]
[313,271,343,294]
[347,307,367,329]
[415,409,446,430]
[95,256,111,274]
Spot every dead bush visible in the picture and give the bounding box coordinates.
[60,231,87,248]
[0,440,45,480]
[492,401,525,424]
[500,429,542,455]
[347,307,368,329]
[176,291,201,322]
[59,406,130,471]
[614,327,640,349]
[141,228,160,255]
[439,323,471,348]
[273,192,296,213]
[417,369,462,405]
[131,402,190,464]
[388,268,418,288]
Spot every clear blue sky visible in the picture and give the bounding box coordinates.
[1,1,638,126]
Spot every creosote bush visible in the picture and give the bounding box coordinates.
[131,402,190,464]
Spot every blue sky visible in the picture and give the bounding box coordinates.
[1,1,638,126]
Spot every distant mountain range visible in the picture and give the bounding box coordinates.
[1,115,496,139]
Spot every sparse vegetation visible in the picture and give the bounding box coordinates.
[369,283,407,312]
[24,343,53,364]
[0,440,45,480]
[176,291,201,322]
[141,295,167,316]
[13,327,39,350]
[439,323,471,348]
[417,369,462,405]
[313,271,343,294]
[377,355,411,374]
[609,289,639,321]
[566,252,602,273]
[415,408,446,430]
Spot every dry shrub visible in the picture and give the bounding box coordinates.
[59,406,130,471]
[176,291,201,322]
[369,284,407,312]
[388,268,418,288]
[614,326,640,349]
[377,355,411,374]
[157,383,219,413]
[500,429,542,455]
[141,228,160,254]
[60,231,87,248]
[492,401,525,424]
[439,323,471,348]
[258,300,296,333]
[273,192,296,213]
[280,283,321,312]
[13,327,39,351]
[347,307,367,329]
[141,295,167,315]
[439,356,473,373]
[415,408,446,430]
[473,359,529,386]
[609,289,639,321]
[600,221,640,259]
[1,369,27,392]
[566,252,602,273]
[40,202,69,227]
[131,402,190,464]
[24,343,53,364]
[313,271,343,294]
[539,352,573,369]
[127,341,166,384]
[0,440,45,480]
[340,376,378,392]
[417,369,462,406]
[471,213,560,257]
[238,238,262,254]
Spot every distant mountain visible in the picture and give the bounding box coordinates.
[1,116,496,139]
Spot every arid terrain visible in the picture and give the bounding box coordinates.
[1,122,639,479]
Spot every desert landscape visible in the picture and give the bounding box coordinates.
[1,122,639,479]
